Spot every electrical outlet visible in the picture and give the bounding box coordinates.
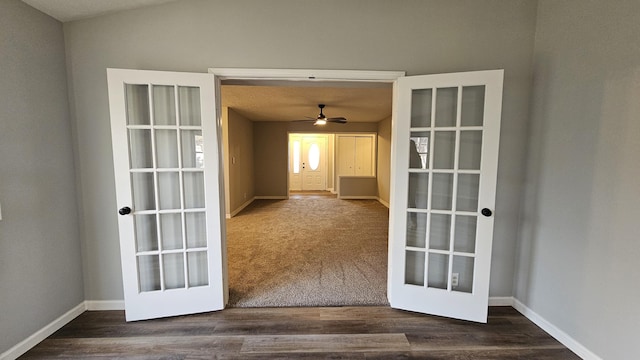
[451,273,459,287]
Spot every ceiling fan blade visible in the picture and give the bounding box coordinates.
[292,119,316,123]
[327,117,347,123]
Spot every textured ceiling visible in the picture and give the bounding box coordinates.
[22,0,177,22]
[221,85,393,123]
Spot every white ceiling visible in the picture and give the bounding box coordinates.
[21,0,394,124]
[22,0,178,22]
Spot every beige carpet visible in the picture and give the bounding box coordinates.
[226,193,389,307]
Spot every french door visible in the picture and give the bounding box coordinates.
[107,69,225,321]
[388,70,503,323]
[107,67,502,323]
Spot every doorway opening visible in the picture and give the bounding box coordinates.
[216,71,399,307]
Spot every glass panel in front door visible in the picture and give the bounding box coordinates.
[125,84,209,293]
[405,85,485,294]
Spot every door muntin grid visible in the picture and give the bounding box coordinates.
[125,83,209,293]
[405,85,485,294]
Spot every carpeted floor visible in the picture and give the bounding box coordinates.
[226,193,390,307]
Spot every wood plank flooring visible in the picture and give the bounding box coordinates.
[19,306,580,359]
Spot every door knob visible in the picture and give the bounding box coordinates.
[118,206,132,215]
[481,208,492,217]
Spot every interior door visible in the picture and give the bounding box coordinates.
[301,136,326,191]
[388,70,503,323]
[107,69,226,321]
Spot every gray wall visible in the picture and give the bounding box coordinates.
[515,1,640,358]
[62,0,537,300]
[0,0,84,354]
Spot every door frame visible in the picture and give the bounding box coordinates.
[288,133,330,193]
[209,68,404,305]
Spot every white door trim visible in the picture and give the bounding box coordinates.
[208,68,405,82]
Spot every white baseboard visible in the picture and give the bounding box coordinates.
[377,198,390,208]
[2,297,599,360]
[255,196,288,200]
[0,302,86,360]
[85,300,125,311]
[338,195,378,200]
[513,298,601,360]
[488,296,514,306]
[228,197,255,218]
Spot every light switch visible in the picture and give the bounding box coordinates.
[232,156,236,165]
[0,201,3,221]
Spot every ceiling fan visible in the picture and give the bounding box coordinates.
[295,104,347,125]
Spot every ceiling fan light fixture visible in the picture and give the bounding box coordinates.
[314,118,327,125]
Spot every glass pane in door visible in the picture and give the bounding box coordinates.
[452,256,474,293]
[408,173,429,209]
[433,131,456,169]
[131,173,155,211]
[138,255,161,292]
[431,173,453,210]
[179,87,202,126]
[163,253,186,289]
[409,132,429,169]
[435,87,457,127]
[129,130,153,168]
[406,212,427,248]
[160,213,183,250]
[153,85,176,126]
[461,86,485,126]
[181,130,203,168]
[157,172,180,210]
[405,250,425,286]
[456,174,480,212]
[427,253,449,289]
[188,251,209,287]
[125,84,150,125]
[135,215,158,252]
[454,215,477,253]
[429,214,451,250]
[185,212,207,248]
[155,130,179,168]
[459,131,482,170]
[411,89,432,128]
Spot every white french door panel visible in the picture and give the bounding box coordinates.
[107,69,226,321]
[388,70,503,323]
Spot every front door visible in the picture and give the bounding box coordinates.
[301,136,326,191]
[107,69,226,321]
[388,70,504,323]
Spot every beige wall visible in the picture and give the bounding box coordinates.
[377,116,392,205]
[63,0,537,300]
[339,177,378,198]
[222,108,254,215]
[255,122,381,197]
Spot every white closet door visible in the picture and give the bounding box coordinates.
[388,70,503,323]
[107,69,226,321]
[355,136,373,176]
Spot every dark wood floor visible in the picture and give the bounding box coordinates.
[20,306,579,359]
